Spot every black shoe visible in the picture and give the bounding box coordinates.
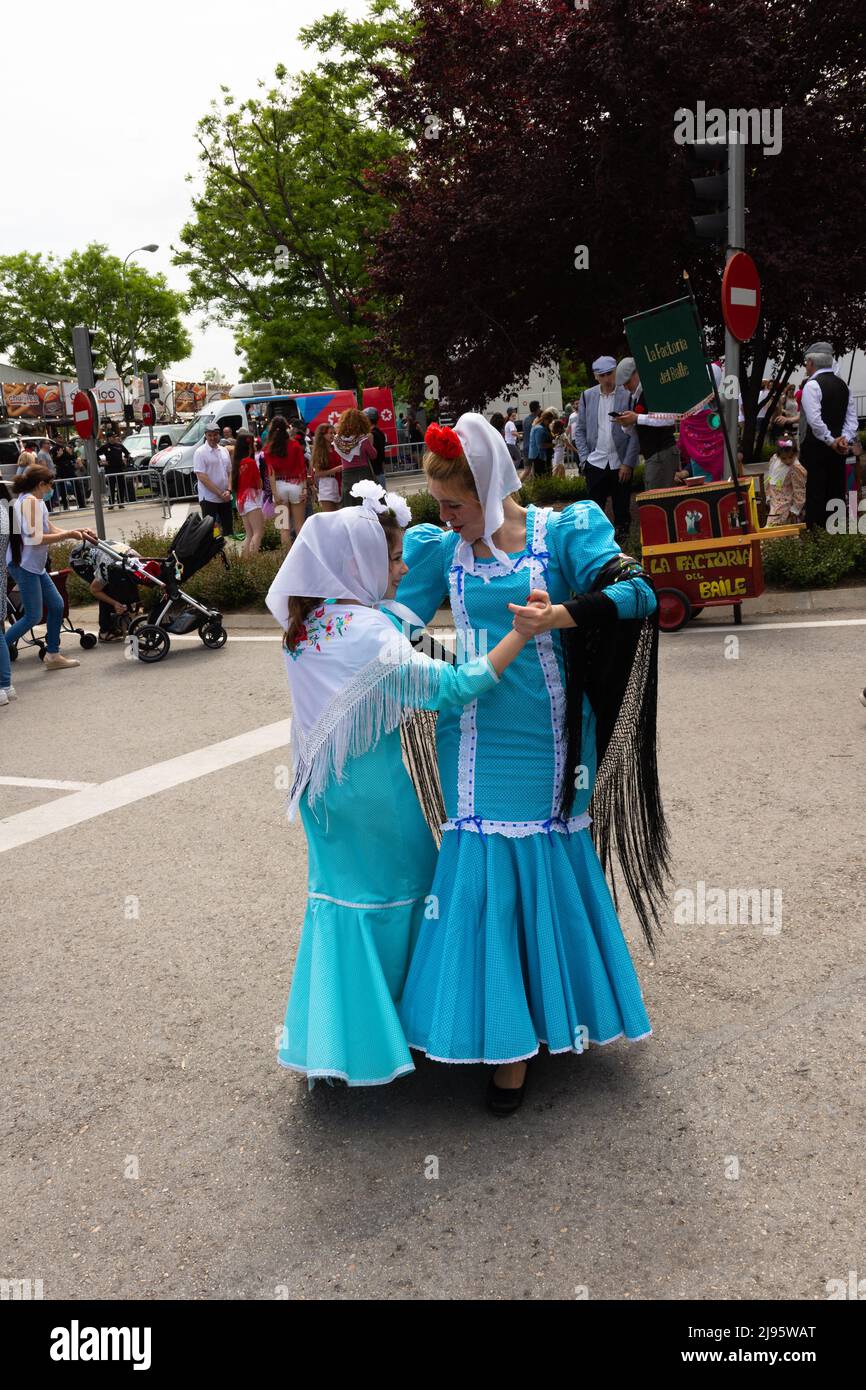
[486,1062,529,1117]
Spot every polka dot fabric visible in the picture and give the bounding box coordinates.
[396,504,654,1062]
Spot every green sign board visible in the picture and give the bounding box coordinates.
[623,296,713,415]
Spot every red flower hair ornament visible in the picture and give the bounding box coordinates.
[425,423,463,459]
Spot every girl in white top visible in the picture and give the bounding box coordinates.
[0,482,14,705]
[4,464,97,674]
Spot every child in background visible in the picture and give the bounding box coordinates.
[550,418,571,476]
[765,436,806,526]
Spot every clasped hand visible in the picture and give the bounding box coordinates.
[508,588,554,636]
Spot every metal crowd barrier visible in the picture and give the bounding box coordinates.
[47,470,162,513]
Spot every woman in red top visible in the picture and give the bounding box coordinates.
[265,414,308,549]
[311,423,342,512]
[232,429,265,556]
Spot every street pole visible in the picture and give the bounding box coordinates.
[722,140,745,477]
[122,245,158,457]
[72,325,106,540]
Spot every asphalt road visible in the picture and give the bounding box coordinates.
[1,606,865,1300]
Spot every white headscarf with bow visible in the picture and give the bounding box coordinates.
[265,482,410,627]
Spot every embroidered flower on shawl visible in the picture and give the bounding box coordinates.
[286,605,355,659]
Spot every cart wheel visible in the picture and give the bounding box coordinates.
[127,615,149,636]
[80,632,98,650]
[199,621,228,650]
[38,646,46,662]
[657,588,692,633]
[135,624,170,663]
[733,604,743,626]
[689,605,704,621]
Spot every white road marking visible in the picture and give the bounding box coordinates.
[0,718,293,855]
[681,617,866,634]
[0,777,95,791]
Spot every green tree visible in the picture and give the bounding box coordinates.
[174,0,412,393]
[0,244,190,380]
[559,354,590,405]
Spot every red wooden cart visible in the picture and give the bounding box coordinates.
[637,477,803,631]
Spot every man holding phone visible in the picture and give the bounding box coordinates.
[614,357,681,489]
[574,355,638,542]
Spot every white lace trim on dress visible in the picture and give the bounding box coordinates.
[448,560,478,820]
[308,892,421,911]
[441,812,591,839]
[529,507,567,817]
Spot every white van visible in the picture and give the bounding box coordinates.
[150,383,360,496]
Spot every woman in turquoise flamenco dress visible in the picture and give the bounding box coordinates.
[388,414,669,1115]
[265,482,529,1088]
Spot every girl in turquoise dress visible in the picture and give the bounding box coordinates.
[388,415,668,1115]
[265,482,529,1088]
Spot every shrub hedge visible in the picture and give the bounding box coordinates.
[53,498,866,610]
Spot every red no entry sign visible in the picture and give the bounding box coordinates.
[141,402,155,426]
[722,252,761,342]
[72,389,97,440]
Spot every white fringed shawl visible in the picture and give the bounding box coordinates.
[284,603,441,815]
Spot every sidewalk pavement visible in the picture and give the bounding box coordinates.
[67,585,866,634]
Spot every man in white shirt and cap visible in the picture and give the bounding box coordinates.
[193,423,233,537]
[574,355,639,541]
[799,341,858,529]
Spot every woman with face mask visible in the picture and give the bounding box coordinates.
[4,465,97,673]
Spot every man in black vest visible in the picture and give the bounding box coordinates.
[615,357,680,489]
[800,341,858,529]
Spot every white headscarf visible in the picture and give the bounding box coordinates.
[452,411,522,569]
[265,484,410,628]
[264,484,433,815]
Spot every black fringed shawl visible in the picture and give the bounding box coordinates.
[558,555,670,952]
[399,560,671,946]
[400,629,453,845]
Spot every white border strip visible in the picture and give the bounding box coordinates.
[0,777,96,791]
[0,718,293,854]
[681,617,866,634]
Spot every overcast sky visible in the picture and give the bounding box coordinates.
[1,0,368,384]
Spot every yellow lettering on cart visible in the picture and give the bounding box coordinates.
[698,577,748,599]
[676,547,752,573]
[648,557,670,574]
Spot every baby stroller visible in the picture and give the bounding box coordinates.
[73,514,228,663]
[4,566,97,663]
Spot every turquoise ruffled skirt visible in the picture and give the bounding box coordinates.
[398,827,652,1064]
[278,731,437,1086]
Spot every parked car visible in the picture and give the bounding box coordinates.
[126,424,187,469]
[0,434,50,483]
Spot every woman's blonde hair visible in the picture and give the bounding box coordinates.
[422,449,479,499]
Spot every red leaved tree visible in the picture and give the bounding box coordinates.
[366,0,866,458]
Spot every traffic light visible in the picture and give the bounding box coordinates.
[686,140,728,241]
[72,325,100,389]
[143,371,161,405]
